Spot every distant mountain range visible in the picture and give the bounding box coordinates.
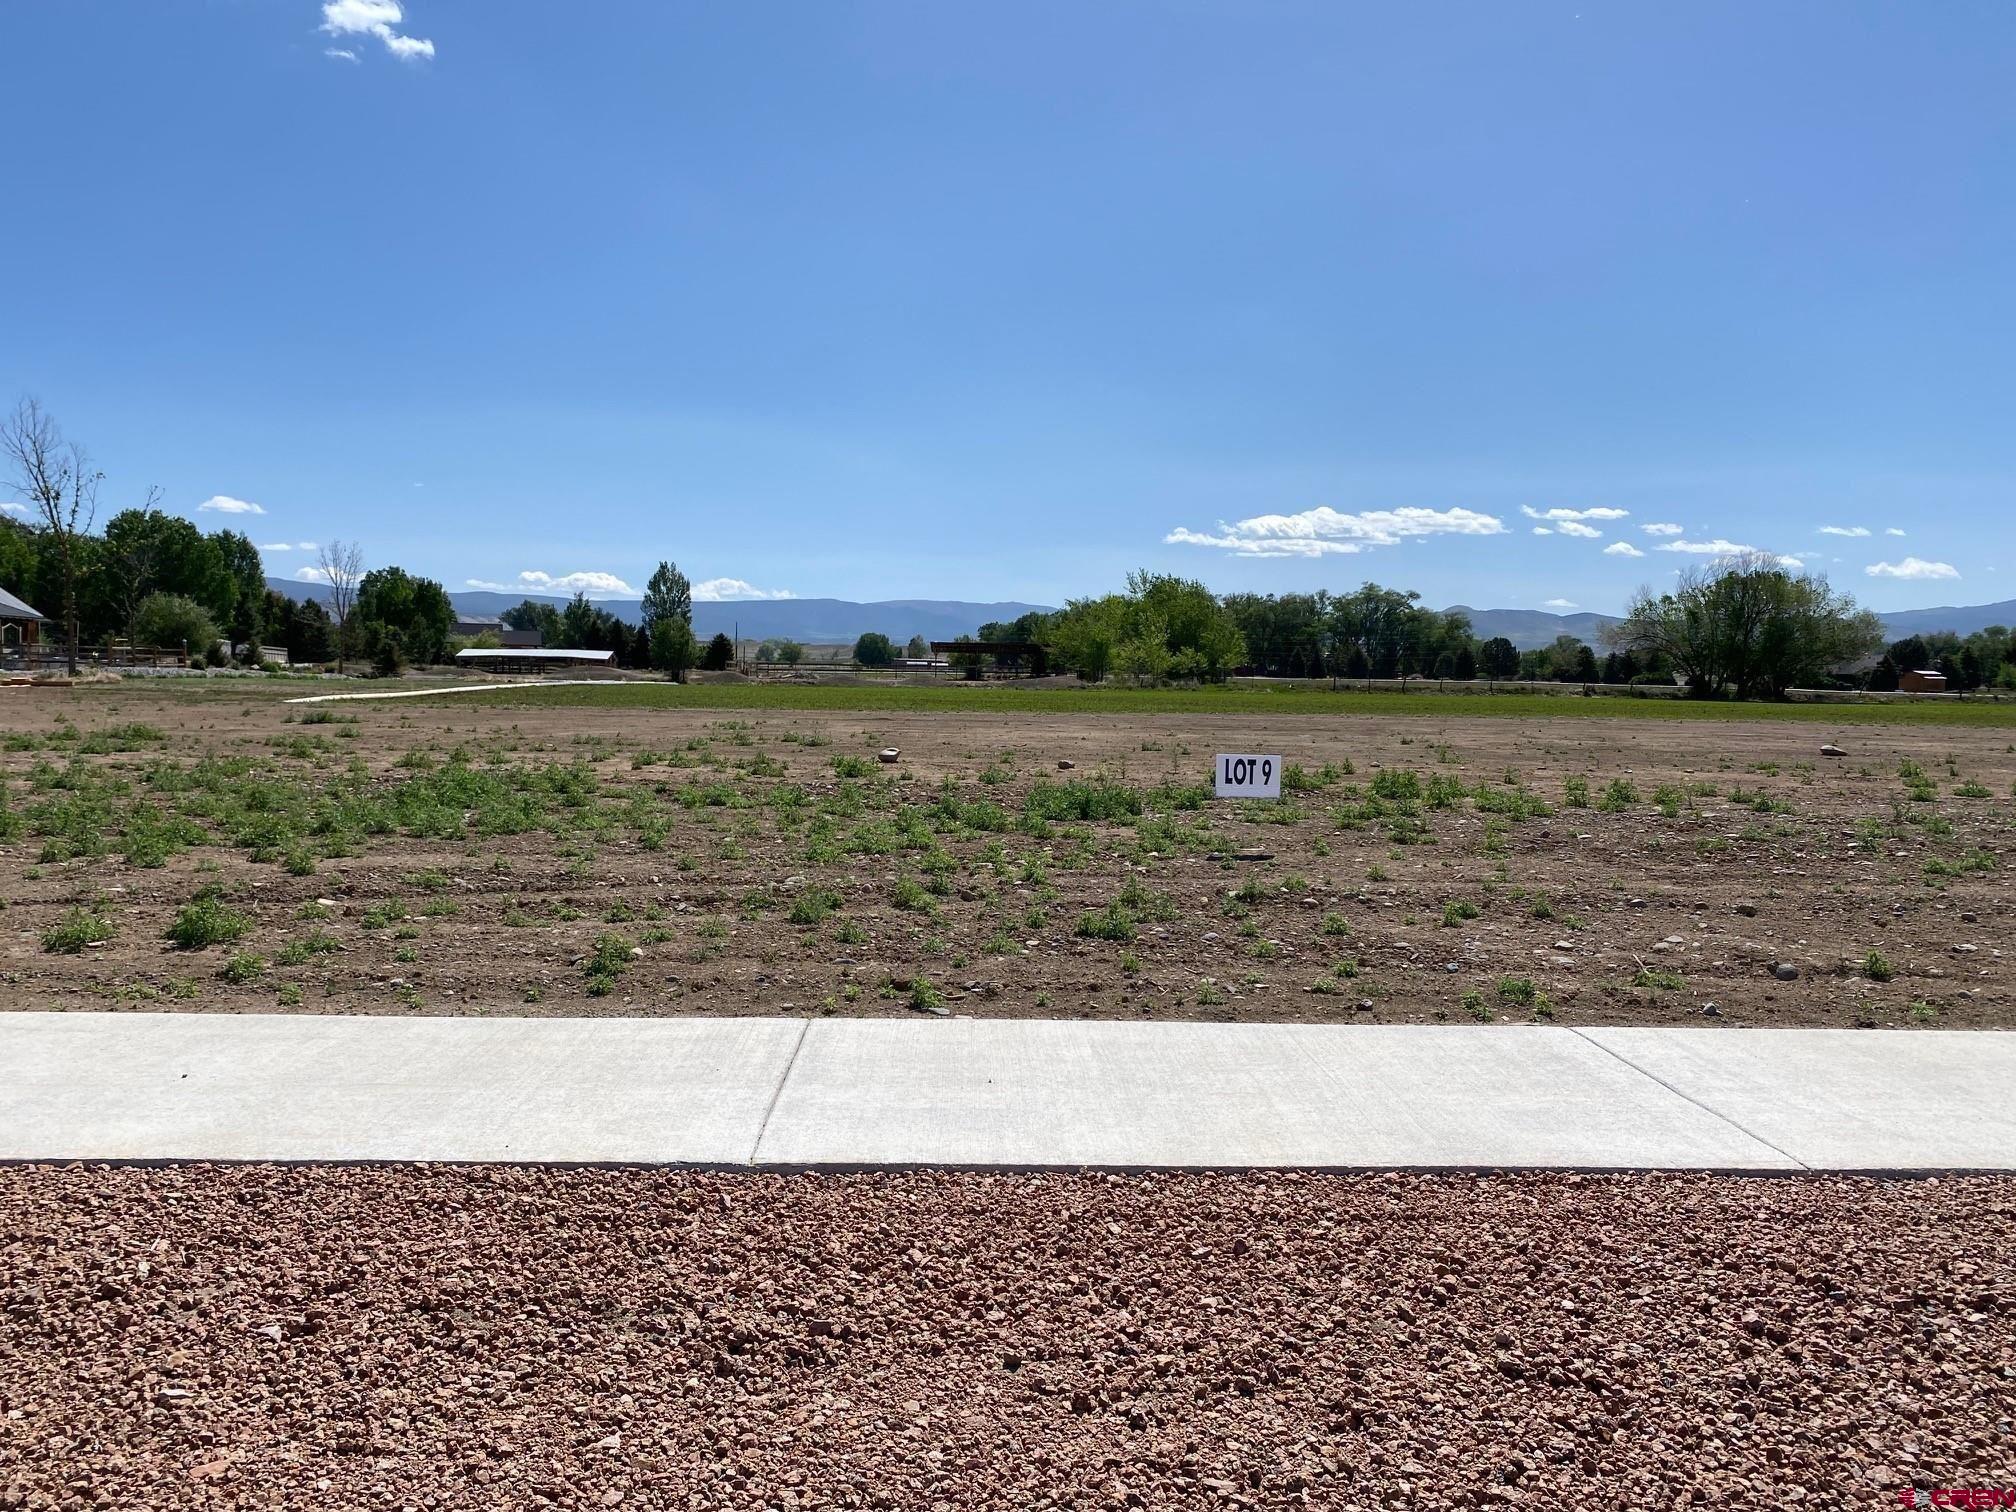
[269,578,2016,653]
[1444,605,1623,651]
[1865,597,2016,640]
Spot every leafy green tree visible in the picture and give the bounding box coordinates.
[853,632,895,667]
[641,561,691,632]
[353,567,455,666]
[1047,595,1126,681]
[650,617,697,677]
[757,638,805,664]
[1113,631,1173,685]
[102,507,232,641]
[1610,552,1883,700]
[1571,643,1600,683]
[1479,636,1519,680]
[503,599,563,645]
[1452,644,1477,681]
[700,631,734,671]
[135,593,221,659]
[210,530,267,640]
[904,634,928,659]
[1221,591,1331,678]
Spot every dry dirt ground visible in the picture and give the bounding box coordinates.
[2,681,2012,1028]
[1,1165,2009,1510]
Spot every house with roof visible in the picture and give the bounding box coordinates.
[0,586,46,652]
[453,611,542,649]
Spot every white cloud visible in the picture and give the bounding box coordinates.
[1,500,27,517]
[197,494,265,515]
[1866,557,1959,581]
[324,47,359,61]
[1885,527,1906,537]
[1519,507,1612,539]
[258,542,297,552]
[298,541,318,552]
[1657,537,1757,556]
[465,570,637,598]
[1602,541,1645,558]
[692,578,798,602]
[1544,598,1579,609]
[293,567,332,585]
[1167,506,1506,558]
[1530,526,1553,536]
[1522,506,1629,523]
[320,0,434,61]
[1641,522,1683,537]
[1656,538,1804,569]
[1818,525,1871,538]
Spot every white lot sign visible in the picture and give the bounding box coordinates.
[1214,754,1282,799]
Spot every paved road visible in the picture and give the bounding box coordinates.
[5,1014,2011,1171]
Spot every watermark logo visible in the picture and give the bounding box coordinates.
[1898,1493,2016,1509]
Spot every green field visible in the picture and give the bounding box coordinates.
[459,680,2016,727]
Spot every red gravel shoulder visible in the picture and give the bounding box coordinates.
[6,1168,2013,1507]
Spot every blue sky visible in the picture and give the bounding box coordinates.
[3,2,2010,613]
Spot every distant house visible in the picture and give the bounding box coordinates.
[454,612,541,649]
[1898,668,1948,694]
[0,586,47,651]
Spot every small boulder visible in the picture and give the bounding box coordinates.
[877,748,901,764]
[1773,962,1800,982]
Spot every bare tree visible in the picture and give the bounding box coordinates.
[315,539,365,672]
[1,398,100,675]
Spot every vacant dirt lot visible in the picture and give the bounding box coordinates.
[2,680,2011,1027]
[2,1164,2009,1509]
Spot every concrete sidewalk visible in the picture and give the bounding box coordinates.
[4,1014,2011,1172]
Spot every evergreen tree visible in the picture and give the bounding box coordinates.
[1479,636,1519,680]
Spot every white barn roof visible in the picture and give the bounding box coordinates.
[454,647,614,662]
[0,586,45,621]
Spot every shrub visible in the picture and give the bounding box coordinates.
[1025,779,1143,823]
[43,908,114,954]
[1598,778,1638,811]
[221,952,267,984]
[1075,900,1138,942]
[136,593,221,659]
[1369,769,1421,802]
[584,931,634,995]
[788,888,841,926]
[167,893,251,951]
[1863,949,1895,983]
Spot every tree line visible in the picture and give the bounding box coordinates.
[978,560,2012,699]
